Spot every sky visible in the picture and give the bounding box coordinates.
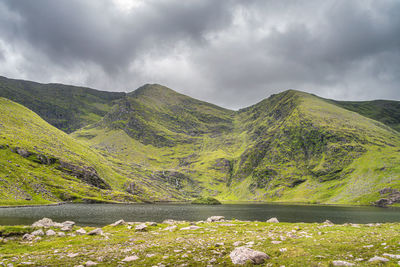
[0,0,399,109]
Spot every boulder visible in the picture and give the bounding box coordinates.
[135,223,148,231]
[324,220,334,225]
[206,216,225,222]
[266,217,279,223]
[230,246,269,265]
[32,218,55,228]
[31,229,44,236]
[110,219,125,226]
[22,234,34,241]
[46,230,56,236]
[76,228,87,235]
[87,228,103,235]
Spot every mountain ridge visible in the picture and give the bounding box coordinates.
[1,76,399,206]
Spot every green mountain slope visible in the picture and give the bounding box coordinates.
[0,76,125,133]
[330,99,400,132]
[74,86,400,206]
[0,97,196,205]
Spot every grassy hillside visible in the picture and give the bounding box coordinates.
[0,76,125,133]
[0,97,196,206]
[330,99,400,132]
[74,86,400,206]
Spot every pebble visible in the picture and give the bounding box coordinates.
[368,256,389,262]
[332,260,354,266]
[121,256,139,262]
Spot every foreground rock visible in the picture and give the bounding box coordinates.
[135,223,147,231]
[332,260,355,266]
[266,217,279,223]
[206,216,225,222]
[368,256,389,262]
[110,219,125,226]
[230,246,269,265]
[121,255,139,262]
[87,228,103,235]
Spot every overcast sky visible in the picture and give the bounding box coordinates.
[0,0,399,109]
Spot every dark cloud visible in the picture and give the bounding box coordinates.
[0,0,399,109]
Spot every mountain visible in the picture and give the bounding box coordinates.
[0,97,197,205]
[0,76,125,133]
[74,85,400,206]
[1,76,399,206]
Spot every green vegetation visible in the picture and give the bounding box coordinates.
[191,197,221,205]
[331,99,400,132]
[1,76,400,206]
[0,220,399,266]
[0,76,125,133]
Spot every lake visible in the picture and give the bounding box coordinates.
[0,203,399,227]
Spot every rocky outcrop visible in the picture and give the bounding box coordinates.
[57,161,111,190]
[374,188,400,207]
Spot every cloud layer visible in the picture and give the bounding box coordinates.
[0,0,399,109]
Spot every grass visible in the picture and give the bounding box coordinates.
[0,220,399,266]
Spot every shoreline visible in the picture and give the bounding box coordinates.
[0,200,392,209]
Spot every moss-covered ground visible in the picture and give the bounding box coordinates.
[0,220,399,266]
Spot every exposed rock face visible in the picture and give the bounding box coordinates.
[230,246,269,265]
[57,161,111,190]
[13,147,57,165]
[375,188,400,207]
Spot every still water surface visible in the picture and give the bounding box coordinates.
[0,203,399,227]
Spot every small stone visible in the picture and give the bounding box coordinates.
[324,220,334,225]
[57,232,66,237]
[206,216,225,222]
[68,253,79,258]
[266,217,279,223]
[46,230,56,236]
[87,228,103,235]
[122,256,139,262]
[180,225,202,230]
[76,228,87,235]
[147,222,157,226]
[110,219,125,226]
[230,246,269,265]
[332,260,355,266]
[164,225,177,231]
[368,256,389,262]
[233,241,243,247]
[271,241,282,244]
[135,223,147,231]
[279,248,287,252]
[382,253,400,259]
[31,230,44,236]
[146,254,155,257]
[85,261,98,266]
[215,242,224,247]
[363,245,373,248]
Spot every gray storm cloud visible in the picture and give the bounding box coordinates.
[0,0,399,109]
